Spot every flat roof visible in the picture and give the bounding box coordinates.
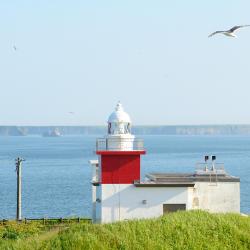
[134,181,195,187]
[134,172,239,187]
[146,172,240,183]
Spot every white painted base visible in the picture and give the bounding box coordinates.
[92,181,240,223]
[96,184,190,223]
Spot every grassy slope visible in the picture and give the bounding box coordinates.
[1,211,250,250]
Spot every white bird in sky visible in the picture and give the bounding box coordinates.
[208,25,250,38]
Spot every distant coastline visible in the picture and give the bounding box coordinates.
[1,125,250,136]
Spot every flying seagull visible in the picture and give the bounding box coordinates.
[208,25,250,38]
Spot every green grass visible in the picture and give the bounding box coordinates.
[1,211,250,250]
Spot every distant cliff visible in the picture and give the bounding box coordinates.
[133,125,250,135]
[0,126,26,136]
[1,125,250,136]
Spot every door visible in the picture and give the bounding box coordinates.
[163,204,186,214]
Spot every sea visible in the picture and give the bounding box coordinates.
[0,135,249,219]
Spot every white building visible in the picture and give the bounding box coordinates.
[90,103,240,223]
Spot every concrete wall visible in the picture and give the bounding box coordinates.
[94,185,102,223]
[100,184,190,223]
[193,182,240,213]
[94,181,240,223]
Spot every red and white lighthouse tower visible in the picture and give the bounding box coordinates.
[90,102,145,223]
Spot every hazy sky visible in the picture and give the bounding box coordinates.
[1,1,250,125]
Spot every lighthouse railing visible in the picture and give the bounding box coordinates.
[96,138,144,151]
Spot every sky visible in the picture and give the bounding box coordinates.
[0,0,250,126]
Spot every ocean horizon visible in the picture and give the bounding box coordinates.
[0,134,249,219]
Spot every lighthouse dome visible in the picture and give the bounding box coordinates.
[107,102,132,135]
[108,102,131,123]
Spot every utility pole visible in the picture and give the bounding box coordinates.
[16,157,24,221]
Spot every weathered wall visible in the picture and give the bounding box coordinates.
[96,182,240,223]
[192,182,240,213]
[100,184,189,223]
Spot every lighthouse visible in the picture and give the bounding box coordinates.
[97,102,145,184]
[90,102,145,223]
[89,103,240,224]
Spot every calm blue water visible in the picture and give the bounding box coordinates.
[0,135,249,219]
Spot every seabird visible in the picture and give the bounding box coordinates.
[208,25,250,38]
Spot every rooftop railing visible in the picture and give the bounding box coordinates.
[96,138,144,151]
[195,162,225,174]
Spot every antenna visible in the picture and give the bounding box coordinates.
[211,155,216,171]
[204,155,209,171]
